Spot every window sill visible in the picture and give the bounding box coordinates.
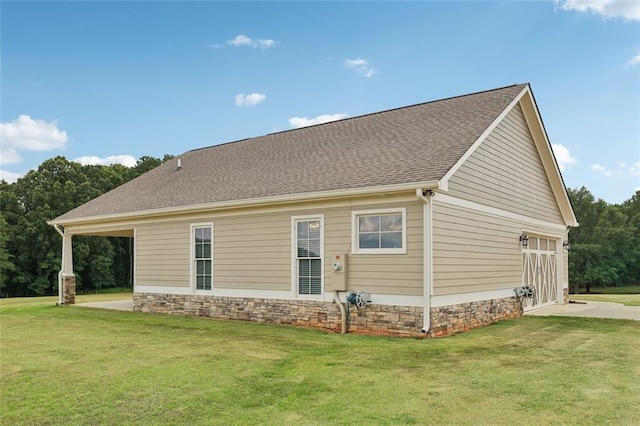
[351,248,407,255]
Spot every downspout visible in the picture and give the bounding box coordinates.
[53,224,65,306]
[416,189,434,334]
[333,291,347,334]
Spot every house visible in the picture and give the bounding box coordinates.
[48,83,578,337]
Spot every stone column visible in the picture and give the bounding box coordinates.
[60,233,76,305]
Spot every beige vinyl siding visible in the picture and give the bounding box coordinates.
[134,194,423,295]
[432,200,518,295]
[136,221,190,287]
[215,198,423,295]
[447,104,563,223]
[432,201,562,295]
[214,212,291,290]
[338,200,423,296]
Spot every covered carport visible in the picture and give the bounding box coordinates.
[48,221,135,306]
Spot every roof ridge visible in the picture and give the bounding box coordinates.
[185,83,528,155]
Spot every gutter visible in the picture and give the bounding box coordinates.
[53,224,65,306]
[47,180,442,227]
[416,188,435,333]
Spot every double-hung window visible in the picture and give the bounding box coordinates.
[192,224,213,291]
[293,216,323,296]
[352,208,406,254]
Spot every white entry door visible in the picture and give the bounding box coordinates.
[522,236,559,311]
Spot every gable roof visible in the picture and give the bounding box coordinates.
[52,83,574,226]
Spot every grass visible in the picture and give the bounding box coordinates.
[574,285,640,295]
[78,286,133,295]
[570,294,640,307]
[1,295,639,425]
[0,292,131,307]
[571,285,640,306]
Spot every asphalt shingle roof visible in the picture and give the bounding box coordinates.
[55,83,528,221]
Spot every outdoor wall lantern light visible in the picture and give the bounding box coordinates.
[519,234,529,248]
[563,241,571,251]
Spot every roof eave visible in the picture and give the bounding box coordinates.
[518,87,579,228]
[47,180,443,227]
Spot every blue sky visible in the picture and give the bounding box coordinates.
[1,1,639,204]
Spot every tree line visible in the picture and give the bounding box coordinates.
[567,187,639,292]
[0,155,173,297]
[0,157,638,297]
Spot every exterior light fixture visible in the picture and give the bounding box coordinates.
[563,241,571,251]
[519,234,529,248]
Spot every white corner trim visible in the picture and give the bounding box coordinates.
[369,294,423,307]
[439,85,529,188]
[135,285,193,295]
[431,288,518,307]
[434,193,567,231]
[213,288,293,299]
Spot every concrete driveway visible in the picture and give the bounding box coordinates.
[526,300,640,321]
[76,299,133,311]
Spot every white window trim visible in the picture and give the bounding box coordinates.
[351,207,407,255]
[190,222,214,293]
[291,214,325,299]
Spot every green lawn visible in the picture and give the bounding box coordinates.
[1,296,639,425]
[571,285,640,306]
[573,285,640,295]
[570,293,640,306]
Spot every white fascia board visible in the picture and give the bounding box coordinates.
[518,90,579,228]
[48,180,442,227]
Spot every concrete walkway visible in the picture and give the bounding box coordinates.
[76,299,133,311]
[526,300,640,321]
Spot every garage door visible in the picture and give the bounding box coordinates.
[522,236,558,311]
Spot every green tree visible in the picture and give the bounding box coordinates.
[0,216,16,295]
[0,155,172,297]
[568,187,639,292]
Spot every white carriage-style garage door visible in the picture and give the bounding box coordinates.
[522,236,559,311]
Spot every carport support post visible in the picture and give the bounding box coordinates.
[58,230,76,305]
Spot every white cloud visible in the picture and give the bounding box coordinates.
[225,34,277,49]
[0,169,23,183]
[235,93,267,107]
[556,0,640,21]
[0,147,22,165]
[591,162,640,178]
[288,113,349,129]
[0,115,68,164]
[345,59,368,68]
[551,144,578,171]
[626,52,640,67]
[73,155,137,168]
[344,58,375,78]
[591,163,614,176]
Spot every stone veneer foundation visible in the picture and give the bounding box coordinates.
[133,293,523,338]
